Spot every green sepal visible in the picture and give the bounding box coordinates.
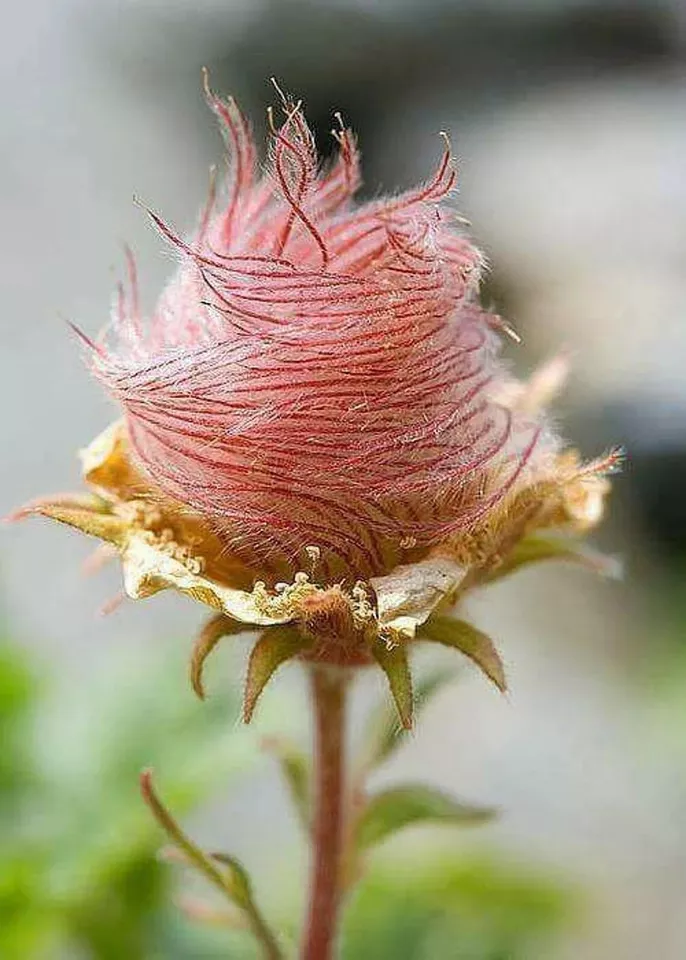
[243,625,309,723]
[419,616,507,693]
[359,665,460,772]
[356,784,496,852]
[13,496,127,545]
[484,534,621,584]
[190,614,248,700]
[371,639,414,730]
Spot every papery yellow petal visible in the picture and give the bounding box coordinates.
[370,557,466,638]
[80,422,256,592]
[120,533,292,626]
[559,471,610,532]
[80,420,146,500]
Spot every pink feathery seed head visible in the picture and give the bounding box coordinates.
[93,79,548,581]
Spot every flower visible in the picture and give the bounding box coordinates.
[91,76,550,583]
[13,78,616,723]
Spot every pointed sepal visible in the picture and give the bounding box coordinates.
[190,614,248,700]
[356,784,496,852]
[359,664,459,772]
[9,493,126,545]
[485,534,622,584]
[243,625,309,723]
[419,616,507,693]
[371,638,414,730]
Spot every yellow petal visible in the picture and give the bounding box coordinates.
[370,557,466,638]
[80,421,255,591]
[80,420,147,500]
[120,533,293,626]
[559,471,611,532]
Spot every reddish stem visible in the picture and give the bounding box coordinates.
[302,666,347,960]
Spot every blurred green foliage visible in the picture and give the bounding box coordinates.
[0,628,578,959]
[0,629,260,959]
[343,848,577,960]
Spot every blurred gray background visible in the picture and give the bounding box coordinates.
[2,2,686,958]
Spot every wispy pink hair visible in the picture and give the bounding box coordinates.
[93,80,543,580]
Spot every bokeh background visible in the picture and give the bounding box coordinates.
[2,1,686,957]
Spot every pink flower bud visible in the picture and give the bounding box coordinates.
[93,81,544,581]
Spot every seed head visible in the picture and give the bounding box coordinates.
[92,79,546,581]
[11,80,616,718]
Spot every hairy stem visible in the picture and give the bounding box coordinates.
[302,666,348,960]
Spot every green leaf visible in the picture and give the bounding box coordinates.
[356,784,496,852]
[0,629,266,960]
[209,853,253,909]
[484,534,621,584]
[371,640,414,729]
[263,738,310,830]
[341,850,578,960]
[157,843,253,911]
[140,769,233,899]
[211,854,285,959]
[243,626,309,723]
[359,666,459,772]
[190,614,248,700]
[419,617,507,693]
[141,771,283,957]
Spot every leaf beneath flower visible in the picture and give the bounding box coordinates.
[10,495,127,545]
[356,784,496,852]
[190,614,249,700]
[141,770,282,955]
[209,852,253,909]
[484,534,621,584]
[419,616,507,693]
[243,626,309,723]
[371,639,414,730]
[359,665,460,772]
